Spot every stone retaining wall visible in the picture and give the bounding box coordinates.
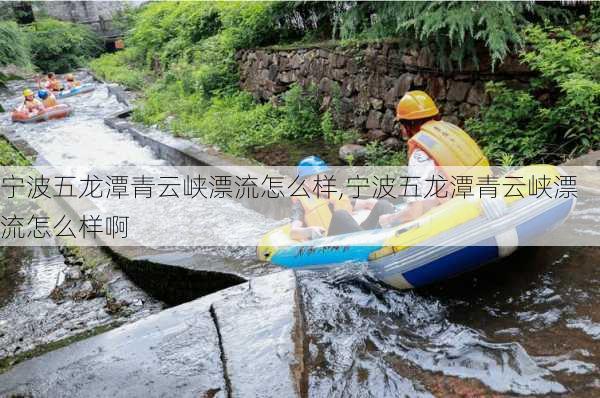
[237,41,533,145]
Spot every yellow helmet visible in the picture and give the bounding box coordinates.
[66,73,74,81]
[23,89,34,97]
[396,90,439,120]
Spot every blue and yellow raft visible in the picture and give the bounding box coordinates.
[257,165,576,289]
[57,83,95,99]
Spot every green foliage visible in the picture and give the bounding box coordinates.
[467,24,600,164]
[280,83,321,140]
[133,82,357,158]
[321,111,358,145]
[88,49,148,90]
[335,1,568,69]
[0,138,29,166]
[466,82,549,164]
[363,142,407,166]
[0,20,30,68]
[25,18,102,73]
[183,92,284,156]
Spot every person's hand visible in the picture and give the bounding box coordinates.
[305,226,326,240]
[379,213,396,228]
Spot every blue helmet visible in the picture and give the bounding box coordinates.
[37,89,49,100]
[297,156,329,178]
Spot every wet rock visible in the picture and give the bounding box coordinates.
[369,97,383,110]
[446,81,471,102]
[466,81,487,105]
[366,110,382,130]
[64,266,82,281]
[318,77,332,94]
[442,115,461,126]
[339,144,367,163]
[383,137,402,150]
[458,102,479,120]
[366,129,387,142]
[64,255,83,266]
[279,71,296,84]
[427,76,447,100]
[381,109,396,134]
[105,296,127,315]
[72,280,100,301]
[397,73,414,96]
[49,286,65,302]
[417,47,434,68]
[331,68,345,82]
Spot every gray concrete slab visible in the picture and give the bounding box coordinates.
[0,295,228,398]
[0,271,302,398]
[213,270,303,398]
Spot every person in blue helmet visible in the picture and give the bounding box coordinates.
[37,89,58,108]
[290,156,395,240]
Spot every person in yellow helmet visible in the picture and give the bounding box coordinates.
[379,90,489,226]
[19,88,45,114]
[64,73,81,89]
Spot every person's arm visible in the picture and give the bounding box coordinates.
[289,201,325,240]
[379,198,438,227]
[290,220,325,241]
[353,198,377,211]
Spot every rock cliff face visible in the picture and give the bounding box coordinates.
[237,41,533,141]
[32,1,134,37]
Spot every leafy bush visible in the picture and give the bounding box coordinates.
[363,142,407,166]
[321,110,358,145]
[335,1,568,69]
[89,49,148,90]
[25,18,102,73]
[187,92,285,155]
[465,82,549,164]
[132,82,357,158]
[466,24,600,164]
[0,138,28,166]
[0,20,30,68]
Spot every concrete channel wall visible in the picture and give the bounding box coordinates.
[0,80,307,397]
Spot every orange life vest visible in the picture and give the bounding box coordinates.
[293,194,353,231]
[46,79,62,91]
[408,120,490,199]
[42,96,58,108]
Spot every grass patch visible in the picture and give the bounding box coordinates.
[0,137,29,166]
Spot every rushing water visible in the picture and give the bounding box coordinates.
[1,75,599,395]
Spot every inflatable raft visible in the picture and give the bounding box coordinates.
[258,165,576,289]
[56,83,95,99]
[11,104,72,123]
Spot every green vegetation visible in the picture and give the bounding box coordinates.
[25,18,102,73]
[0,12,101,74]
[89,1,597,165]
[335,2,568,69]
[0,137,29,166]
[0,20,30,69]
[89,49,148,90]
[91,2,358,164]
[467,23,600,164]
